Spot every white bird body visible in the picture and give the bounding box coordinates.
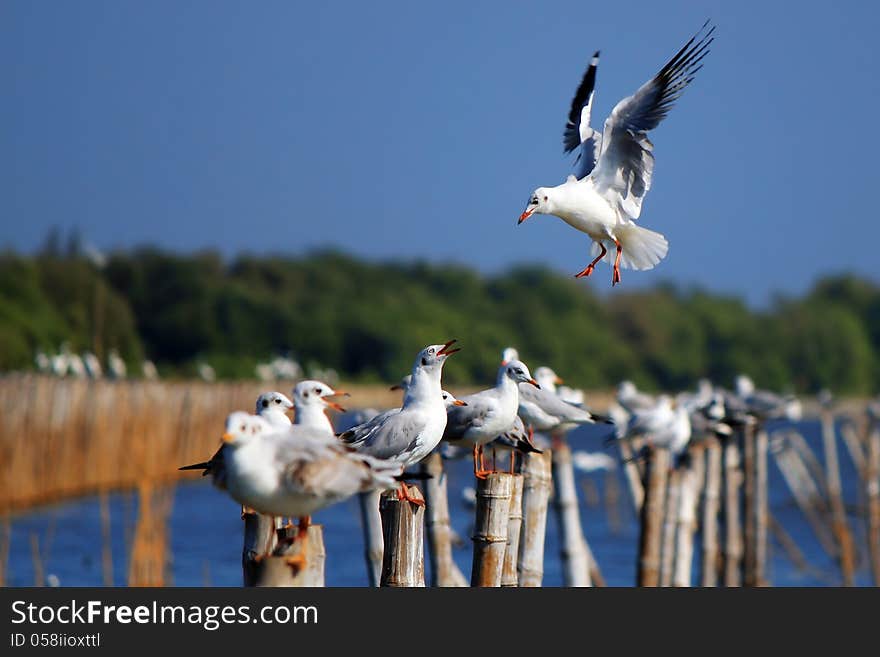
[519,23,714,285]
[221,413,402,518]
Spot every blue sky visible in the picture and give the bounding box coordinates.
[2,1,878,305]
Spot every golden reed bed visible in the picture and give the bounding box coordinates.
[0,375,421,514]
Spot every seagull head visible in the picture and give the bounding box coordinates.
[293,380,350,413]
[518,188,551,224]
[504,359,539,388]
[441,390,468,408]
[534,366,563,390]
[221,411,270,446]
[255,391,294,415]
[501,346,519,365]
[414,340,460,371]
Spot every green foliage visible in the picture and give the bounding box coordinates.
[1,248,879,393]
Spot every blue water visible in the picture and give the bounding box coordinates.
[4,420,874,586]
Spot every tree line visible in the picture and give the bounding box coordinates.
[1,242,877,394]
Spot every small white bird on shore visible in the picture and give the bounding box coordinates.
[518,22,714,286]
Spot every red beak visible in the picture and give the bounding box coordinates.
[518,209,534,224]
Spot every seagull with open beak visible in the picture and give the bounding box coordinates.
[339,340,460,505]
[292,380,350,435]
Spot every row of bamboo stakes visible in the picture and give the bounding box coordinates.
[2,375,879,586]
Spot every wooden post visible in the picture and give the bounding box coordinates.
[501,474,524,587]
[659,468,681,587]
[840,422,868,482]
[471,473,513,587]
[518,451,552,587]
[637,446,670,587]
[253,525,325,587]
[357,490,384,587]
[722,436,743,587]
[701,438,722,587]
[617,439,645,514]
[744,426,769,586]
[771,438,839,558]
[552,442,592,586]
[673,466,699,587]
[422,453,467,587]
[820,408,857,586]
[242,511,277,587]
[379,485,426,587]
[865,417,880,586]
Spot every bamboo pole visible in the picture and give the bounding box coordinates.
[421,453,467,587]
[744,426,769,586]
[518,451,552,587]
[840,422,868,482]
[379,485,425,587]
[659,468,681,587]
[786,430,830,499]
[242,511,278,587]
[722,436,743,587]
[617,439,645,514]
[701,437,722,587]
[673,466,699,587]
[866,417,880,585]
[637,446,670,587]
[357,490,384,587]
[551,442,592,586]
[820,408,857,586]
[771,439,839,558]
[253,525,326,587]
[471,473,513,587]
[501,474,524,587]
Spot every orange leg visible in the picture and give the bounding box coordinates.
[509,450,516,474]
[297,516,311,538]
[612,239,622,286]
[397,482,426,507]
[474,444,493,479]
[574,242,607,278]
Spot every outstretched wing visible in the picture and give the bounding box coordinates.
[591,21,714,219]
[563,51,603,179]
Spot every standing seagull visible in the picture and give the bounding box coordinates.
[518,21,715,285]
[442,359,540,478]
[339,341,460,504]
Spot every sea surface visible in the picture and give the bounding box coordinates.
[4,419,874,587]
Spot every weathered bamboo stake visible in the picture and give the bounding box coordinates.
[617,439,645,514]
[866,418,880,585]
[820,408,857,586]
[421,453,467,587]
[242,511,278,587]
[379,485,425,587]
[518,451,552,587]
[673,466,699,587]
[722,436,743,587]
[701,437,722,587]
[742,423,757,585]
[604,469,623,534]
[585,539,607,587]
[471,473,513,587]
[99,490,114,586]
[253,525,326,587]
[659,468,681,587]
[771,440,839,558]
[357,490,384,587]
[768,513,838,586]
[551,442,591,586]
[501,474,524,587]
[637,446,670,587]
[840,422,868,482]
[754,429,769,586]
[786,430,830,499]
[744,426,769,586]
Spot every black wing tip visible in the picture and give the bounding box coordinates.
[592,50,600,59]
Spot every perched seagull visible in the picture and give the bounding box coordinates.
[216,412,403,560]
[733,375,802,422]
[442,359,539,478]
[180,390,295,486]
[487,415,544,473]
[518,22,715,285]
[518,376,612,435]
[617,395,692,462]
[290,380,349,434]
[616,380,656,414]
[339,341,460,504]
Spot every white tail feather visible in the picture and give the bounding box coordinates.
[589,224,669,271]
